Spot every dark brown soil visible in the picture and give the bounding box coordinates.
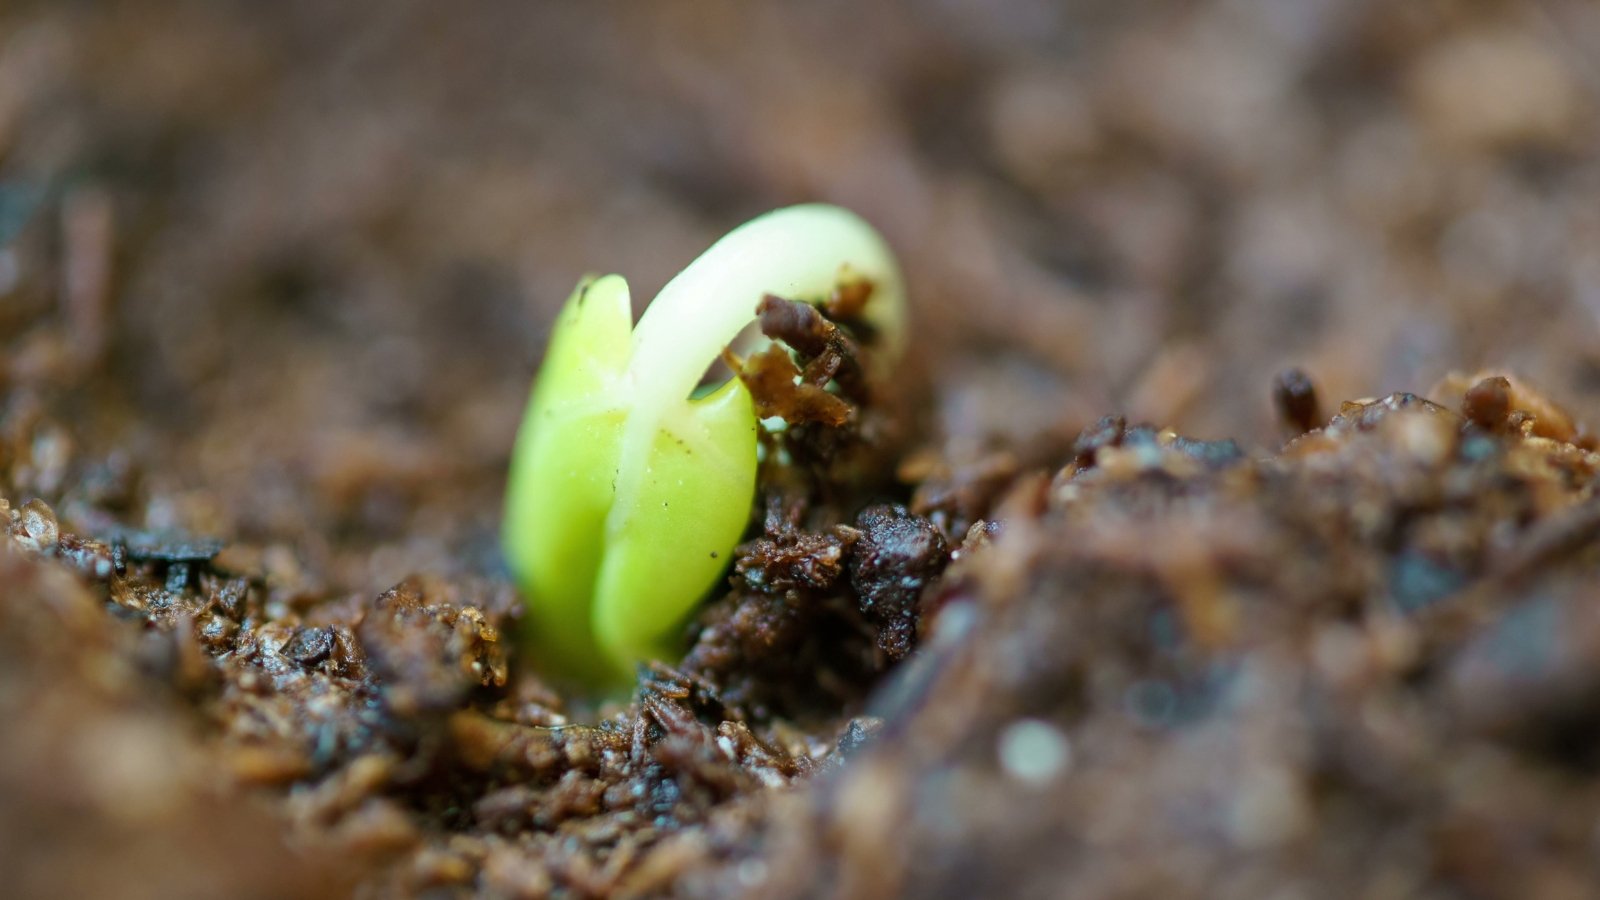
[5,2,1600,899]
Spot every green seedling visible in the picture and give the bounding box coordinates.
[504,204,905,689]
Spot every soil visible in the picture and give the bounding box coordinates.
[5,2,1600,899]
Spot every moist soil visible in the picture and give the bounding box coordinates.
[5,3,1600,899]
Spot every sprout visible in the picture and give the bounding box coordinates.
[503,204,905,689]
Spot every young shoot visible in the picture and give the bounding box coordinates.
[504,204,905,689]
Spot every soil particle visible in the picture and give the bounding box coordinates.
[357,577,510,717]
[1462,374,1512,431]
[737,344,853,428]
[735,281,910,497]
[733,290,872,436]
[823,276,876,330]
[1166,435,1245,469]
[833,716,883,759]
[1435,370,1580,443]
[755,293,865,398]
[1071,414,1127,469]
[847,504,949,660]
[285,626,336,666]
[11,496,59,552]
[57,532,117,578]
[735,527,854,595]
[1272,367,1323,435]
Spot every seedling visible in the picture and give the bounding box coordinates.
[504,204,904,688]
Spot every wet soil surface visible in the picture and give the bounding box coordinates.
[5,2,1600,898]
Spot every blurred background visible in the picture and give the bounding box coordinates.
[2,0,1598,593]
